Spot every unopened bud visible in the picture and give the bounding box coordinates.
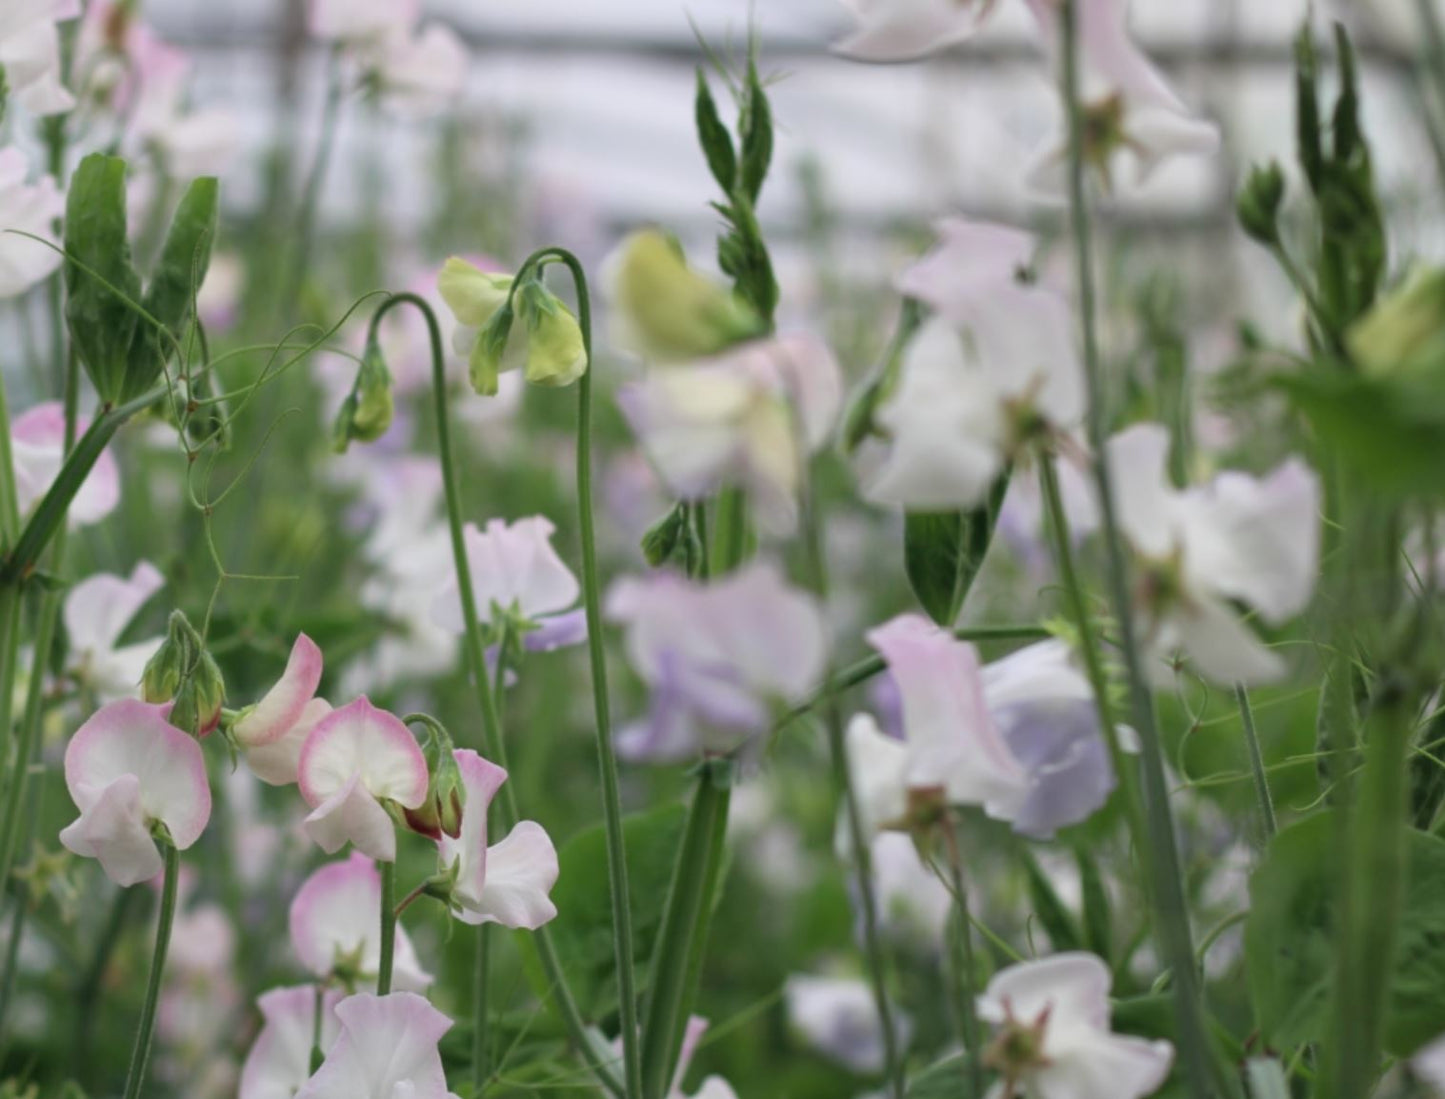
[168,650,226,737]
[517,281,587,389]
[403,719,466,841]
[141,611,201,705]
[1237,160,1285,246]
[332,335,394,452]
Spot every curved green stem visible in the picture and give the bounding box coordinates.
[377,858,396,995]
[121,842,179,1099]
[368,291,625,1098]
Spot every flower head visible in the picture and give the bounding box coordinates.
[0,147,65,300]
[297,698,429,861]
[234,634,331,786]
[62,561,165,702]
[288,853,433,992]
[13,402,121,526]
[437,750,560,929]
[60,699,212,886]
[608,561,828,763]
[832,0,1000,62]
[296,991,460,1099]
[239,985,342,1099]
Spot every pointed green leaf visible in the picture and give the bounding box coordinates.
[903,472,1008,627]
[694,69,737,195]
[739,57,773,205]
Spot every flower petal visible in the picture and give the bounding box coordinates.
[298,696,428,809]
[58,772,162,886]
[62,560,164,658]
[246,698,332,787]
[296,991,454,1099]
[472,821,559,930]
[438,749,508,916]
[234,633,325,748]
[239,984,342,1099]
[303,773,398,861]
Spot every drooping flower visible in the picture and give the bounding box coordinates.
[617,332,843,535]
[12,402,121,526]
[60,699,212,886]
[233,634,330,786]
[288,852,433,992]
[0,0,78,116]
[0,147,65,300]
[62,561,165,702]
[239,985,342,1099]
[832,0,1001,62]
[785,973,910,1074]
[854,615,1116,839]
[1021,0,1220,198]
[1105,422,1320,684]
[430,515,584,650]
[607,561,828,763]
[296,991,460,1099]
[436,750,559,929]
[978,952,1173,1099]
[296,698,429,862]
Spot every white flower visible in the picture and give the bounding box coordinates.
[1105,422,1320,684]
[430,515,582,641]
[368,23,467,117]
[239,985,341,1099]
[0,147,64,300]
[62,561,165,701]
[832,0,1000,62]
[978,952,1173,1099]
[307,0,417,42]
[296,991,460,1099]
[1412,1030,1445,1094]
[0,0,77,116]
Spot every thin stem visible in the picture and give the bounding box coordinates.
[377,859,396,995]
[941,822,985,1099]
[372,291,625,1098]
[120,842,179,1099]
[310,984,326,1074]
[473,924,490,1093]
[1058,4,1216,1094]
[1234,684,1277,845]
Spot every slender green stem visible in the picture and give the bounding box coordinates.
[473,924,490,1092]
[372,291,624,1098]
[1058,5,1216,1094]
[941,822,985,1099]
[0,373,22,544]
[310,984,326,1074]
[377,859,396,995]
[1234,684,1277,845]
[121,842,179,1099]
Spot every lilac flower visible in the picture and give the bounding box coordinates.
[785,973,911,1074]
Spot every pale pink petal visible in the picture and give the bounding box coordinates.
[1039,1032,1176,1099]
[894,217,1035,318]
[437,749,508,917]
[843,713,910,843]
[298,696,428,809]
[1161,597,1285,687]
[62,561,164,681]
[832,0,993,62]
[303,773,397,861]
[296,991,454,1099]
[235,634,325,748]
[246,698,331,787]
[433,516,580,633]
[239,985,342,1099]
[58,772,161,886]
[472,821,559,930]
[706,562,829,701]
[978,952,1113,1030]
[1104,423,1176,559]
[11,403,120,526]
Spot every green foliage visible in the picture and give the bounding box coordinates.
[694,70,737,198]
[902,473,1007,627]
[134,177,219,400]
[905,1053,984,1099]
[1245,811,1445,1056]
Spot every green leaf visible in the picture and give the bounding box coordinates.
[694,70,737,196]
[739,57,773,205]
[903,473,1008,626]
[905,1053,985,1099]
[1077,848,1114,961]
[64,154,143,405]
[1245,811,1445,1056]
[542,804,687,1020]
[1294,23,1323,194]
[1021,848,1082,952]
[127,176,218,401]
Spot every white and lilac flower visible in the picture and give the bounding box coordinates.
[1105,422,1320,684]
[296,991,459,1099]
[0,147,64,300]
[62,561,165,702]
[437,750,559,929]
[288,852,433,993]
[239,985,342,1099]
[12,402,121,526]
[607,561,828,763]
[831,0,1001,62]
[296,697,429,862]
[978,952,1174,1099]
[367,23,468,117]
[60,699,211,886]
[234,634,331,787]
[785,973,910,1074]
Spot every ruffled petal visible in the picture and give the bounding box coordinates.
[246,698,332,787]
[303,773,398,861]
[298,696,428,809]
[438,749,508,915]
[471,821,559,930]
[62,561,164,657]
[234,634,325,748]
[296,991,454,1099]
[58,773,162,886]
[239,984,342,1099]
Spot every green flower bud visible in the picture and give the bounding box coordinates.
[469,302,516,398]
[1237,160,1286,246]
[402,717,466,841]
[1348,265,1445,376]
[605,229,763,361]
[169,649,226,737]
[331,335,394,453]
[641,503,691,568]
[141,610,201,705]
[517,281,587,388]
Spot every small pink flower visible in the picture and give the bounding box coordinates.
[235,634,329,787]
[60,699,211,886]
[438,750,559,930]
[12,402,121,526]
[296,991,459,1099]
[288,852,433,992]
[297,698,428,862]
[239,984,342,1099]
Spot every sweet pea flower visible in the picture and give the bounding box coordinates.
[662,1017,740,1099]
[239,985,342,1099]
[832,0,1000,62]
[785,973,910,1074]
[12,402,121,526]
[437,750,559,929]
[62,561,165,702]
[289,852,433,992]
[894,217,1039,315]
[233,634,331,786]
[297,697,429,862]
[855,616,1116,839]
[978,952,1173,1099]
[368,23,468,117]
[297,991,460,1099]
[608,561,828,763]
[431,515,585,650]
[617,332,843,535]
[0,0,78,116]
[0,147,65,300]
[1105,422,1320,684]
[1022,0,1220,198]
[60,700,211,886]
[307,0,417,42]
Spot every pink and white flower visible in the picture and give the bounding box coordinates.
[437,750,559,929]
[607,561,829,763]
[239,985,342,1099]
[296,991,460,1099]
[367,23,468,117]
[297,698,428,862]
[1105,423,1320,684]
[288,853,433,992]
[832,0,1000,62]
[617,332,842,536]
[0,0,78,116]
[59,699,211,886]
[234,634,331,787]
[0,147,64,300]
[978,952,1174,1099]
[62,561,165,702]
[12,402,121,526]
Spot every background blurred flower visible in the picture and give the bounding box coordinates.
[62,561,165,702]
[831,0,1001,62]
[0,0,77,115]
[12,402,121,526]
[0,147,64,299]
[239,985,342,1099]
